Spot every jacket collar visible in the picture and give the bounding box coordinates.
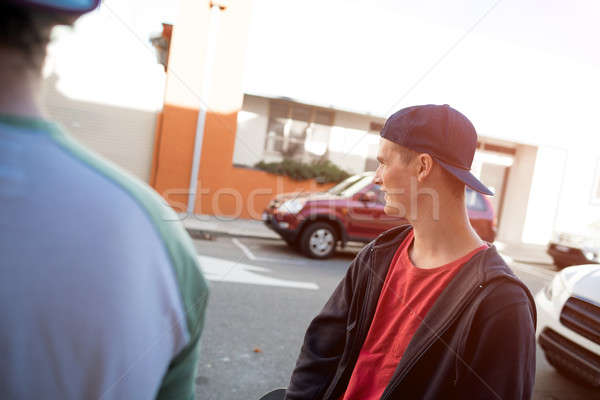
[371,224,518,285]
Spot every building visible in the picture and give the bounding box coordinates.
[43,0,600,248]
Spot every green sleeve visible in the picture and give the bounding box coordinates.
[155,236,209,400]
[154,230,209,400]
[155,280,208,400]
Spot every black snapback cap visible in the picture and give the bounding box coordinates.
[380,104,493,196]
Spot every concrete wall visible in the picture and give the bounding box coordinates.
[232,95,269,167]
[42,75,157,183]
[479,163,507,214]
[497,144,538,243]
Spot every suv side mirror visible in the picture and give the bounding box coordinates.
[359,191,377,203]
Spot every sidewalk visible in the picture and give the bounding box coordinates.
[182,214,554,267]
[181,214,278,240]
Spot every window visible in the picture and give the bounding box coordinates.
[371,184,386,204]
[328,174,365,195]
[336,175,373,198]
[466,188,487,211]
[264,101,334,159]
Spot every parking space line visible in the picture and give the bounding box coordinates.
[232,238,256,260]
[198,255,318,290]
[232,238,310,265]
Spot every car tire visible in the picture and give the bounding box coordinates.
[300,222,338,259]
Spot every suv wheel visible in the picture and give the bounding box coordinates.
[300,222,337,259]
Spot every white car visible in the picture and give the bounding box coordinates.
[535,264,600,387]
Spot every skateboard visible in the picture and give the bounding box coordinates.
[258,388,286,400]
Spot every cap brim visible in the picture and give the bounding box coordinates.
[17,0,100,14]
[436,159,494,196]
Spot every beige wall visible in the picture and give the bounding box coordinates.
[42,76,157,183]
[161,0,252,111]
[479,163,508,214]
[497,144,538,243]
[233,95,269,166]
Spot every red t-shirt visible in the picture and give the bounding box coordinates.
[340,230,487,400]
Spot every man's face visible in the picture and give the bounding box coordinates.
[374,139,416,218]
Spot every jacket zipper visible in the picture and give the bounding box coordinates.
[324,247,375,400]
[354,247,375,351]
[380,279,496,400]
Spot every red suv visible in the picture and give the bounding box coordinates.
[262,172,497,258]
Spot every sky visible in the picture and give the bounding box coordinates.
[45,0,600,148]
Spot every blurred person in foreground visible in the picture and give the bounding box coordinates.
[285,105,536,399]
[0,1,208,399]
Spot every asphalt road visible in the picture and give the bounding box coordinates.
[191,236,600,400]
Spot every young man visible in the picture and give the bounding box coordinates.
[0,2,208,399]
[285,105,536,399]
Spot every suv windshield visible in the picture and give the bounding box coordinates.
[466,188,488,211]
[334,175,374,197]
[328,174,365,195]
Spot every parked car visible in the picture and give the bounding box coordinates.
[535,264,600,387]
[548,231,600,269]
[262,172,497,259]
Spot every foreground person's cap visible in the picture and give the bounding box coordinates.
[380,104,494,196]
[7,0,100,14]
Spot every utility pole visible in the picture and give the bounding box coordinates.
[187,1,229,215]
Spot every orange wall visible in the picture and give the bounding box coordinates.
[196,163,335,220]
[150,106,334,219]
[151,105,199,212]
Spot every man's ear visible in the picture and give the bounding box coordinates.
[416,154,434,183]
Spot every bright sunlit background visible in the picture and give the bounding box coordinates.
[43,0,600,243]
[46,0,600,146]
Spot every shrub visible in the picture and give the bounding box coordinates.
[254,159,351,183]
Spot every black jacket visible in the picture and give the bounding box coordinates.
[286,225,537,400]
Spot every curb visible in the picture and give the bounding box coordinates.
[185,227,280,241]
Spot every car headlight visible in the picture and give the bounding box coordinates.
[583,250,597,262]
[544,273,567,300]
[277,199,306,214]
[582,241,600,262]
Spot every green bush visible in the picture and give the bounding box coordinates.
[254,159,351,183]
